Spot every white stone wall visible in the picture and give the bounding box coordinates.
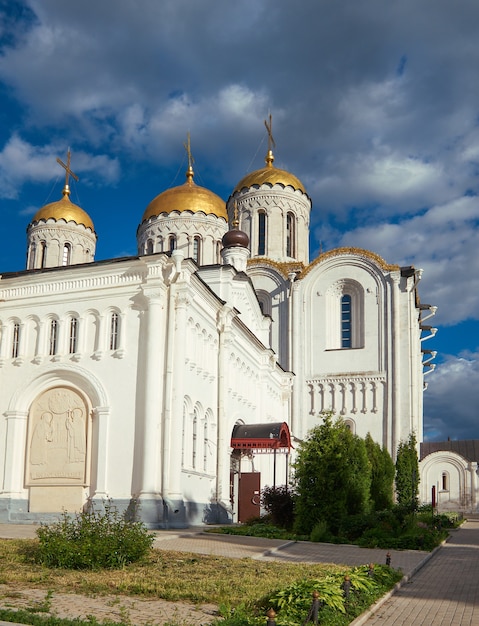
[0,252,291,526]
[26,220,96,269]
[419,451,479,513]
[137,211,227,266]
[244,249,425,460]
[228,185,311,265]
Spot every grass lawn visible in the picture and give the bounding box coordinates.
[0,538,351,603]
[0,538,402,625]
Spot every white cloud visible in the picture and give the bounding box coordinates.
[424,353,479,440]
[0,135,120,199]
[333,195,479,325]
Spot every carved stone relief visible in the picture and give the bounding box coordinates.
[27,387,88,484]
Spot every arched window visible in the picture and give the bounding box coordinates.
[193,236,201,264]
[110,312,119,350]
[146,239,154,255]
[62,243,71,266]
[258,211,266,255]
[344,419,355,434]
[341,294,352,348]
[216,240,222,264]
[192,412,198,468]
[442,472,449,491]
[169,235,176,252]
[69,317,78,354]
[40,241,47,268]
[326,280,364,350]
[11,322,20,358]
[203,419,210,472]
[49,320,58,356]
[286,212,296,258]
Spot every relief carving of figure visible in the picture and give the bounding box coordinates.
[30,412,53,465]
[66,407,86,463]
[28,387,88,483]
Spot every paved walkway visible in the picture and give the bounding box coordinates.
[357,519,479,626]
[0,521,476,624]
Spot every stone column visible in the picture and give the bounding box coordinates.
[135,285,167,527]
[161,288,189,527]
[215,305,235,523]
[391,273,401,459]
[90,406,110,501]
[92,313,106,360]
[290,279,303,437]
[0,411,29,520]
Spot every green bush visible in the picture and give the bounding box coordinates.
[36,501,154,569]
[261,485,295,530]
[261,565,402,625]
[310,520,333,543]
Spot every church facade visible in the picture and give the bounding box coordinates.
[0,131,450,528]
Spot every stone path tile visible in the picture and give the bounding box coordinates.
[358,520,479,626]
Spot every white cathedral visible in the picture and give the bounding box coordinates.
[0,127,474,527]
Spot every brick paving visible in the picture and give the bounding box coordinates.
[356,519,479,626]
[0,521,477,625]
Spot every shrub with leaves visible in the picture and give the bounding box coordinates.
[262,565,402,626]
[293,413,372,535]
[260,485,295,530]
[36,501,154,569]
[395,432,420,509]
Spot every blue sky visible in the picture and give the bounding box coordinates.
[0,0,478,441]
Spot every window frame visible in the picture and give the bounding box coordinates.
[257,211,266,256]
[109,312,119,351]
[286,211,296,258]
[49,319,58,356]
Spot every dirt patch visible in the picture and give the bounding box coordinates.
[0,586,219,625]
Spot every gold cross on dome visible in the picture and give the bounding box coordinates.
[264,113,276,152]
[183,132,195,170]
[56,148,79,187]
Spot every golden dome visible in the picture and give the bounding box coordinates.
[141,166,227,223]
[234,150,306,194]
[32,187,95,231]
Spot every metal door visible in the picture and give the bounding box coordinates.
[238,472,261,522]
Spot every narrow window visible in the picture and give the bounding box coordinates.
[192,414,197,468]
[49,320,58,356]
[69,317,78,353]
[12,323,20,358]
[146,239,154,254]
[258,211,266,255]
[193,236,201,263]
[40,241,47,268]
[169,235,176,252]
[442,472,448,491]
[203,421,208,472]
[286,212,295,257]
[341,294,352,348]
[110,312,119,350]
[216,240,222,263]
[62,243,71,266]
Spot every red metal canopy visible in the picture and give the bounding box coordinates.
[230,422,292,453]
